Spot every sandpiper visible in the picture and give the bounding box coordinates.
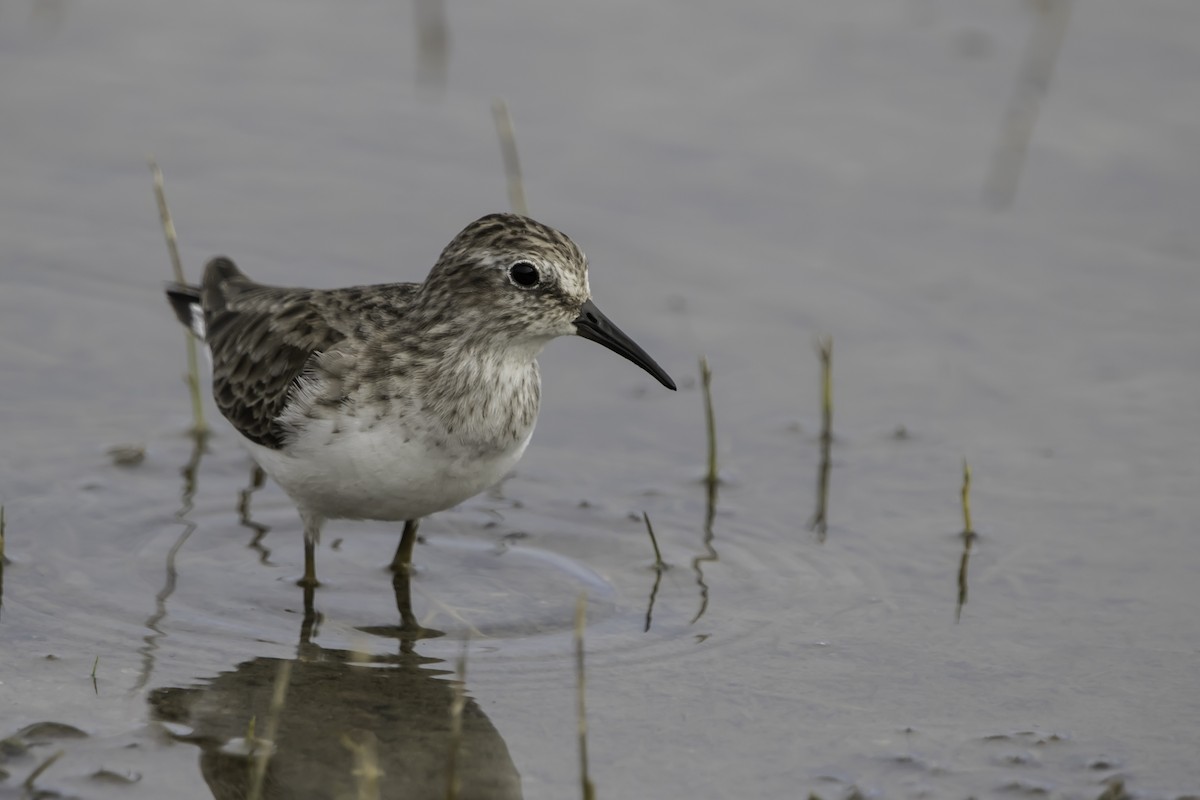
[166,213,675,587]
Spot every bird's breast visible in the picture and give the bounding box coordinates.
[248,406,535,521]
[250,352,541,521]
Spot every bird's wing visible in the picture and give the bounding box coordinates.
[200,257,348,450]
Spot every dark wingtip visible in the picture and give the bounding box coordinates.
[165,282,201,328]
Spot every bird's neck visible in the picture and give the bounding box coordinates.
[421,340,543,449]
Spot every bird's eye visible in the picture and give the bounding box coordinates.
[508,261,540,288]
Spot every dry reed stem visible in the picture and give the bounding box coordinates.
[817,336,833,445]
[807,337,833,540]
[445,637,469,800]
[956,459,977,622]
[22,749,64,791]
[247,660,293,800]
[342,731,383,800]
[491,100,528,216]
[699,356,717,488]
[148,157,208,437]
[961,459,974,536]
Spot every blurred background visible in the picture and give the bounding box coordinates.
[1,2,1198,798]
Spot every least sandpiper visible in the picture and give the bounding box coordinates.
[166,213,675,587]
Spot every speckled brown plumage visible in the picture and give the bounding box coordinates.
[169,259,421,448]
[164,212,675,585]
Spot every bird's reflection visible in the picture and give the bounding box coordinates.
[298,561,440,645]
[150,576,521,799]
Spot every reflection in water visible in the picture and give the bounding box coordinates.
[445,640,469,800]
[299,583,324,645]
[573,595,596,800]
[690,477,719,625]
[135,431,207,691]
[691,357,721,625]
[248,660,292,800]
[149,639,521,798]
[807,440,831,542]
[295,539,441,644]
[641,513,668,633]
[807,441,831,543]
[238,464,272,565]
[354,568,445,645]
[644,563,664,633]
[0,505,6,619]
[956,530,977,623]
[297,556,442,647]
[179,432,208,512]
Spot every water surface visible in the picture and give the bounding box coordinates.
[2,2,1198,798]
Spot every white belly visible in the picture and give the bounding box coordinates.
[244,415,533,522]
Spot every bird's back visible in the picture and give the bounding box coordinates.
[169,257,420,449]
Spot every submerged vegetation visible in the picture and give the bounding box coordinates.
[642,512,669,632]
[808,335,833,541]
[247,660,292,800]
[956,459,978,622]
[574,594,596,800]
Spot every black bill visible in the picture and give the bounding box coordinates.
[574,299,676,390]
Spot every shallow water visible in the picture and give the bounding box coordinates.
[2,2,1199,798]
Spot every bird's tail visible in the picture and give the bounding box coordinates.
[165,283,206,340]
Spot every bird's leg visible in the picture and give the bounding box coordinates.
[389,519,420,575]
[299,583,320,644]
[298,509,323,588]
[391,569,419,633]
